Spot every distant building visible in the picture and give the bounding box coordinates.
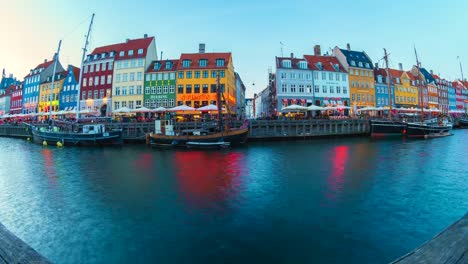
[144,59,177,109]
[333,44,375,109]
[0,87,11,115]
[59,65,80,112]
[400,70,419,108]
[448,81,456,111]
[0,71,20,91]
[22,57,64,113]
[245,98,253,119]
[112,35,157,111]
[253,88,270,118]
[38,71,66,113]
[452,80,465,110]
[419,68,437,109]
[9,83,23,115]
[235,72,246,118]
[432,74,449,113]
[373,66,395,108]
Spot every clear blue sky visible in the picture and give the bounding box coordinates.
[1,0,467,97]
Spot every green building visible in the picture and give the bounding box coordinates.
[144,60,178,108]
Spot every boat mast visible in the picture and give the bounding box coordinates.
[458,56,464,81]
[383,48,392,121]
[76,13,95,119]
[414,47,424,123]
[48,40,62,122]
[216,71,224,132]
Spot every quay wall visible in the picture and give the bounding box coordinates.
[0,119,370,142]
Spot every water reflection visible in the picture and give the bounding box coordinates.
[174,150,247,211]
[325,145,349,202]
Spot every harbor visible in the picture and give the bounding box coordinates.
[0,130,466,263]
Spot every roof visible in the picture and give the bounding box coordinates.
[178,53,231,70]
[68,65,81,81]
[24,59,56,78]
[276,57,309,70]
[146,59,179,73]
[303,55,347,72]
[41,70,67,85]
[420,68,436,84]
[90,43,124,55]
[339,48,373,69]
[115,37,154,61]
[405,70,418,81]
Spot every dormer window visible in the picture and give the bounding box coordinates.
[350,61,356,66]
[282,60,291,68]
[165,61,173,69]
[333,64,340,72]
[316,62,323,70]
[377,75,383,83]
[199,59,208,67]
[102,53,106,59]
[396,78,400,84]
[182,60,191,68]
[216,59,225,67]
[110,51,115,57]
[358,62,363,67]
[298,61,307,69]
[138,49,143,55]
[154,62,161,70]
[119,51,124,57]
[365,63,370,68]
[128,50,134,56]
[94,54,98,60]
[87,55,91,62]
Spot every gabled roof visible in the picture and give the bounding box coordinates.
[338,48,373,69]
[178,53,231,70]
[41,70,67,85]
[146,59,179,73]
[420,68,436,84]
[68,65,80,81]
[405,71,418,81]
[90,43,124,55]
[115,37,154,61]
[303,55,347,72]
[276,57,308,70]
[24,59,56,78]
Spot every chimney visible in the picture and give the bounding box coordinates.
[314,45,321,56]
[144,34,148,38]
[398,63,403,71]
[126,38,130,43]
[375,63,379,70]
[346,43,351,51]
[290,53,294,58]
[199,43,205,54]
[430,69,433,75]
[44,59,47,63]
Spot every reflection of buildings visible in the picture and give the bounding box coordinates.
[325,146,349,202]
[174,151,245,209]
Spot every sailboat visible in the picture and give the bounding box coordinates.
[405,48,453,138]
[370,48,407,137]
[146,73,249,148]
[26,14,124,146]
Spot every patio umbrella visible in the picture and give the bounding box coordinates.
[153,107,167,112]
[167,105,196,112]
[281,104,308,112]
[132,106,152,113]
[113,107,131,113]
[307,105,325,111]
[336,105,351,110]
[196,104,226,111]
[323,106,338,110]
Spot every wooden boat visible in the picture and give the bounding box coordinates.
[370,119,407,137]
[26,123,123,146]
[459,118,468,128]
[146,119,248,148]
[423,131,453,139]
[406,119,452,138]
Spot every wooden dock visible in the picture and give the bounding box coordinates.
[0,222,50,263]
[392,213,468,264]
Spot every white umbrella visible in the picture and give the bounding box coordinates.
[132,106,152,113]
[113,107,131,113]
[196,104,226,111]
[323,106,338,110]
[358,106,377,111]
[281,104,308,112]
[153,107,167,112]
[167,105,196,112]
[336,105,351,110]
[307,105,325,111]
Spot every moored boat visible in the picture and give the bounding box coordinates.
[406,119,452,138]
[370,120,407,137]
[459,117,468,128]
[26,123,123,146]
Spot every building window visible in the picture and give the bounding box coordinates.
[123,73,128,82]
[129,86,134,95]
[282,84,287,93]
[90,64,94,72]
[202,84,208,93]
[129,73,135,81]
[145,99,150,107]
[145,86,150,94]
[178,71,184,79]
[330,86,334,93]
[199,59,208,67]
[100,76,105,85]
[216,59,225,67]
[93,90,98,99]
[137,72,142,81]
[343,87,347,94]
[84,65,88,73]
[178,85,183,93]
[306,85,312,93]
[88,78,93,86]
[314,85,319,93]
[282,60,291,68]
[322,85,327,93]
[114,101,120,110]
[195,71,200,78]
[211,71,217,78]
[96,63,100,72]
[186,71,192,78]
[186,85,192,93]
[138,48,143,55]
[182,60,191,68]
[116,74,121,83]
[169,99,174,107]
[322,72,326,80]
[109,62,113,70]
[211,84,217,93]
[83,78,87,87]
[299,85,304,93]
[102,63,107,71]
[157,86,162,94]
[202,70,209,78]
[194,85,200,93]
[313,72,318,79]
[128,50,134,56]
[291,85,296,93]
[94,76,99,86]
[107,75,112,84]
[151,86,156,94]
[219,70,225,78]
[337,86,341,93]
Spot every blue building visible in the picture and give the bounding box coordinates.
[22,57,64,114]
[0,70,20,91]
[59,65,80,111]
[374,68,395,108]
[448,82,457,111]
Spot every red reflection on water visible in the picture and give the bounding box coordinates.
[135,153,153,170]
[174,151,245,209]
[325,145,349,202]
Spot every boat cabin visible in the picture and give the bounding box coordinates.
[180,129,211,136]
[83,124,106,134]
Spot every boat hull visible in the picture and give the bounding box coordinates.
[406,122,452,138]
[147,128,249,148]
[370,120,407,137]
[459,119,468,128]
[30,127,123,146]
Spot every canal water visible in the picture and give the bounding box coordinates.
[0,131,466,264]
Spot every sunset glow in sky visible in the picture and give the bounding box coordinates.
[1,0,467,97]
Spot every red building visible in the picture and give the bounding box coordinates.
[79,43,122,113]
[9,83,23,114]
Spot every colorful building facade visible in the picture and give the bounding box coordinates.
[400,71,419,108]
[59,65,80,112]
[144,60,177,108]
[235,72,246,118]
[112,36,157,111]
[38,71,66,113]
[176,48,236,112]
[333,44,375,109]
[9,83,23,114]
[453,81,465,110]
[22,58,64,113]
[373,68,395,107]
[304,53,350,107]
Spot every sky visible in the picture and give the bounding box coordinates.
[1,0,467,97]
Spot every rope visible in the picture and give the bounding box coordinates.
[60,14,93,41]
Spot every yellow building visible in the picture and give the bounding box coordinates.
[333,45,375,108]
[112,36,157,111]
[399,71,419,107]
[176,51,236,112]
[38,72,66,113]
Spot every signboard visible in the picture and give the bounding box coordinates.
[149,94,170,100]
[177,94,217,101]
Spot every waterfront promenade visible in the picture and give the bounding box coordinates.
[0,222,49,263]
